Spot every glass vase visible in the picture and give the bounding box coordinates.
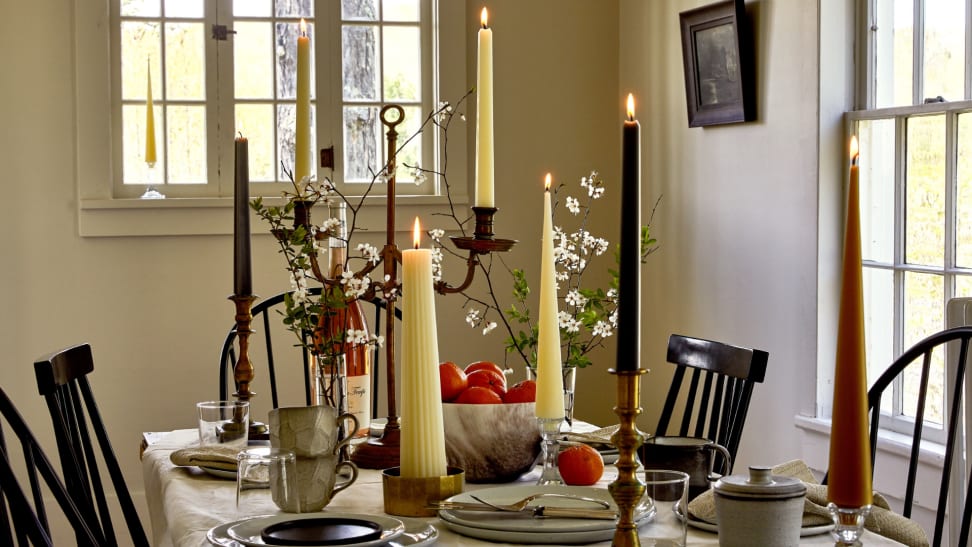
[312,353,351,464]
[526,365,577,429]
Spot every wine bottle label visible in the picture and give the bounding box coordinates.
[346,374,371,437]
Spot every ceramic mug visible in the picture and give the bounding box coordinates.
[640,435,731,500]
[269,405,358,512]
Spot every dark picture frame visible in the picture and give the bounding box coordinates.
[679,0,755,127]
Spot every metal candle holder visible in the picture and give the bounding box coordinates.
[608,368,647,547]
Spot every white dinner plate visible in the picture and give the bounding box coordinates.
[207,514,436,547]
[438,484,654,534]
[440,513,654,545]
[200,466,237,480]
[220,513,405,547]
[675,503,835,537]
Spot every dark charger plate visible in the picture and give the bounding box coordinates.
[260,517,383,546]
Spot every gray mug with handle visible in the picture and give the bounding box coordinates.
[640,435,731,501]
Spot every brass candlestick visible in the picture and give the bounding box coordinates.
[608,368,647,547]
[229,293,268,437]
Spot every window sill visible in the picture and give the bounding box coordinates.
[794,414,945,466]
[79,194,469,237]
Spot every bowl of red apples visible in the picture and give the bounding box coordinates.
[439,360,541,482]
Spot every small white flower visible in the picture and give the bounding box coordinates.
[459,113,467,121]
[606,288,618,302]
[594,238,609,256]
[372,334,385,347]
[593,321,613,338]
[482,321,497,335]
[429,228,445,241]
[565,289,588,307]
[565,196,580,215]
[321,217,341,234]
[465,308,481,327]
[556,271,570,282]
[356,243,381,265]
[609,309,619,327]
[558,312,581,333]
[412,168,427,186]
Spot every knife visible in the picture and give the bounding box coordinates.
[431,501,618,520]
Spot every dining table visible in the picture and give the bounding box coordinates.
[141,429,906,547]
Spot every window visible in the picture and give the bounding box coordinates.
[113,0,434,199]
[851,0,972,444]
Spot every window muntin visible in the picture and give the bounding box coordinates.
[112,0,434,199]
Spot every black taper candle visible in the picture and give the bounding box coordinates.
[616,94,641,372]
[234,135,252,296]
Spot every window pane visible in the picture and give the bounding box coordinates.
[121,0,160,17]
[383,0,419,22]
[122,104,164,185]
[164,23,205,100]
[859,119,895,264]
[166,105,207,183]
[343,0,378,20]
[923,0,965,101]
[164,0,203,18]
[234,0,271,17]
[383,26,420,102]
[958,114,972,268]
[956,275,972,297]
[900,339,945,426]
[277,104,315,182]
[343,25,380,101]
[864,267,894,382]
[236,104,276,182]
[277,22,314,100]
[276,0,313,18]
[905,115,945,267]
[873,0,914,107]
[235,22,274,99]
[394,106,422,183]
[902,270,944,424]
[344,106,381,182]
[121,22,161,100]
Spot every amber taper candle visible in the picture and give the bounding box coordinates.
[294,19,311,182]
[145,59,157,166]
[827,136,873,508]
[616,94,641,372]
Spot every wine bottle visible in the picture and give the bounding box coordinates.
[317,202,372,437]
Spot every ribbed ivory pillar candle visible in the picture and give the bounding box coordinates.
[400,217,448,478]
[827,136,873,508]
[535,174,565,420]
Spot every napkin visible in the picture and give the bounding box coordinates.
[169,444,241,471]
[563,425,620,448]
[685,460,929,547]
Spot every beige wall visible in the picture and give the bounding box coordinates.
[0,0,621,536]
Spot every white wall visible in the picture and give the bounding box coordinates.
[618,0,828,471]
[0,0,620,540]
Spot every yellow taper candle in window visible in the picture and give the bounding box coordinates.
[145,59,157,166]
[535,174,565,420]
[827,135,873,509]
[475,7,494,208]
[400,217,449,478]
[295,19,311,182]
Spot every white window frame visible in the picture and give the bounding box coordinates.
[75,0,468,237]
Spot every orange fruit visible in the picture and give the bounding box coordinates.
[466,369,507,397]
[558,444,604,486]
[454,386,504,404]
[439,361,468,402]
[464,360,506,378]
[502,379,537,403]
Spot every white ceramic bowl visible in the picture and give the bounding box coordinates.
[442,402,541,482]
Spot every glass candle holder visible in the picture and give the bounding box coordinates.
[536,417,564,486]
[828,503,871,545]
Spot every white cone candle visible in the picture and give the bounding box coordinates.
[535,174,565,420]
[400,217,449,478]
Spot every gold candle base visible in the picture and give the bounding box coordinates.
[382,466,464,517]
[609,368,647,547]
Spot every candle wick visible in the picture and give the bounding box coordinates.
[851,155,859,167]
[238,131,244,140]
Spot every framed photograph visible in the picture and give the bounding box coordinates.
[679,0,755,127]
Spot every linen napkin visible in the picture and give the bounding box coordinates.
[563,424,620,448]
[685,459,929,547]
[169,444,241,471]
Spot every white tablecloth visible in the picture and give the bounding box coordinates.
[142,429,904,547]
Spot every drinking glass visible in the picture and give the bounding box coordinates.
[236,447,300,511]
[641,469,689,547]
[197,400,249,449]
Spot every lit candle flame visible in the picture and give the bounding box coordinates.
[849,135,859,163]
[626,94,635,121]
[544,173,552,191]
[412,217,421,249]
[481,7,489,28]
[300,18,307,37]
